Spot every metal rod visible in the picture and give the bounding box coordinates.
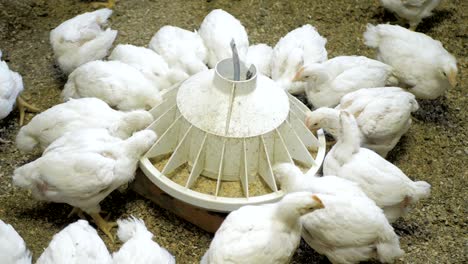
[230,39,240,81]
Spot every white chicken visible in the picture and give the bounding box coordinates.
[323,111,431,223]
[49,8,117,74]
[148,25,208,77]
[13,128,157,240]
[0,50,39,127]
[62,60,162,111]
[271,24,328,94]
[303,194,404,264]
[273,163,404,264]
[198,9,249,68]
[364,24,457,99]
[36,220,112,264]
[379,0,442,30]
[306,87,419,157]
[201,192,325,264]
[292,56,398,108]
[0,220,31,264]
[113,216,175,264]
[16,97,153,152]
[245,44,273,77]
[109,44,186,91]
[273,163,367,198]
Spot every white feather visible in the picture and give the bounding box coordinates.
[363,24,457,99]
[36,220,112,264]
[271,24,327,94]
[0,52,23,120]
[62,60,161,110]
[109,44,183,91]
[323,111,431,222]
[149,25,208,77]
[16,98,153,152]
[113,216,175,264]
[13,129,157,215]
[202,192,324,264]
[300,56,396,108]
[50,8,117,74]
[198,9,249,68]
[0,220,31,264]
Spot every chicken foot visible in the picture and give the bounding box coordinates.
[17,95,40,126]
[90,212,117,242]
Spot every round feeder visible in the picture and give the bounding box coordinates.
[139,58,326,213]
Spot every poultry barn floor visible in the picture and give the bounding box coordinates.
[0,0,466,263]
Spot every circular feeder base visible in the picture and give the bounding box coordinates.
[131,169,226,233]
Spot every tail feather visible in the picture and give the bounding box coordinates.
[412,181,431,202]
[16,128,38,152]
[62,78,79,101]
[12,162,39,190]
[376,222,404,263]
[117,216,153,243]
[409,96,420,112]
[363,24,380,48]
[0,220,32,264]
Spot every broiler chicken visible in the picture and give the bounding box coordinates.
[364,24,457,99]
[0,50,39,127]
[109,44,186,91]
[323,111,431,223]
[13,129,157,240]
[271,24,327,94]
[380,0,442,30]
[198,9,249,68]
[49,8,117,74]
[36,220,112,264]
[149,25,208,77]
[293,56,398,108]
[245,44,273,77]
[62,60,162,110]
[273,163,367,198]
[201,192,325,264]
[0,220,31,264]
[306,87,419,157]
[273,163,404,264]
[16,97,153,152]
[113,216,175,264]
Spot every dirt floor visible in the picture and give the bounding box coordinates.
[0,0,466,263]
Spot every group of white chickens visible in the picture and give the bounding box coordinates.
[0,0,458,263]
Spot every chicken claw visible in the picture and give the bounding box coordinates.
[90,212,117,242]
[17,95,40,126]
[91,0,115,8]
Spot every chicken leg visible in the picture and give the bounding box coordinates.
[67,207,87,219]
[91,0,115,8]
[17,95,40,126]
[90,212,117,242]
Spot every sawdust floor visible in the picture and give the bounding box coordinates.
[0,0,466,263]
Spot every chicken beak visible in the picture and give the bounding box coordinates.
[448,70,457,87]
[292,67,305,82]
[312,195,325,209]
